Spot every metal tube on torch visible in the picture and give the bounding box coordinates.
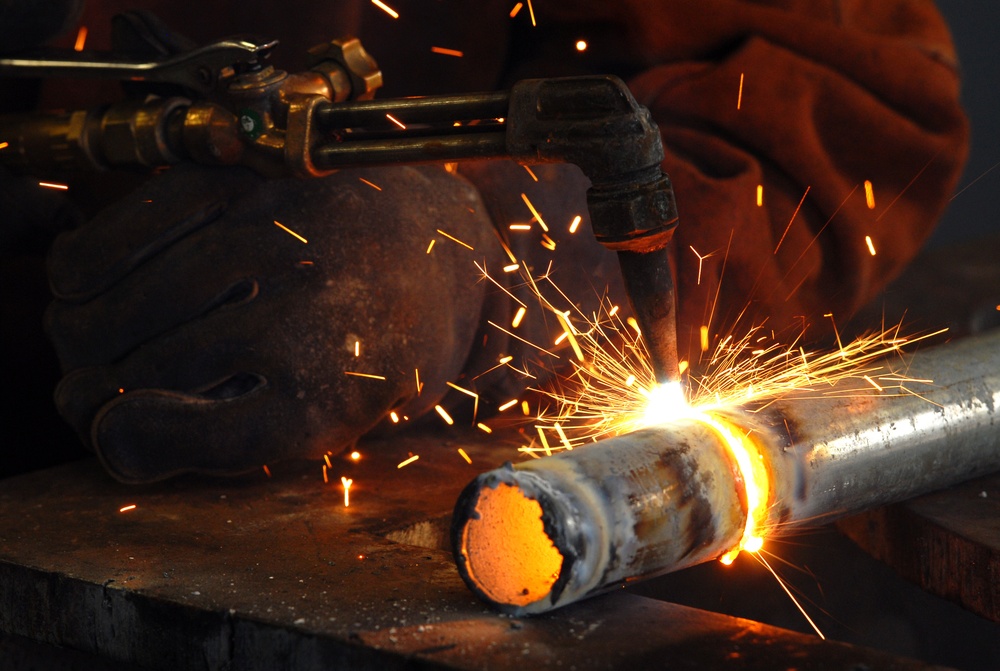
[452,329,1000,615]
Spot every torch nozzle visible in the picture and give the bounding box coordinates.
[617,247,680,384]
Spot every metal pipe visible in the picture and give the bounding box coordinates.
[451,328,1000,615]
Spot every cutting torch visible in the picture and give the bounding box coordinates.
[0,35,680,381]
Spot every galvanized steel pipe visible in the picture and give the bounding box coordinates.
[451,329,1000,615]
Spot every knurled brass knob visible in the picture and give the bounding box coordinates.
[308,37,382,102]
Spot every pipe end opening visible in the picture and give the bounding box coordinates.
[459,482,563,608]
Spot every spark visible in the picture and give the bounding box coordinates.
[73,26,88,51]
[865,235,877,256]
[341,477,353,507]
[431,46,464,57]
[119,504,136,513]
[512,306,527,328]
[575,40,588,52]
[540,234,557,251]
[371,0,399,19]
[436,228,474,250]
[736,72,744,110]
[498,399,518,412]
[503,263,520,273]
[324,454,333,468]
[386,113,406,129]
[262,465,271,477]
[950,160,1000,202]
[556,311,584,361]
[509,223,532,231]
[527,0,536,26]
[554,423,572,451]
[521,400,531,415]
[689,246,716,285]
[520,193,549,231]
[488,320,560,357]
[345,371,386,380]
[458,448,473,464]
[354,340,361,357]
[426,239,436,253]
[397,454,420,469]
[39,181,69,190]
[700,325,710,352]
[473,353,516,379]
[323,464,329,483]
[754,552,825,639]
[477,423,493,434]
[435,405,455,425]
[536,425,552,456]
[824,313,845,354]
[443,380,479,403]
[756,184,763,207]
[415,368,423,394]
[864,180,875,209]
[390,411,400,423]
[569,215,582,233]
[350,451,362,461]
[0,142,8,150]
[523,166,539,182]
[359,177,382,191]
[274,220,308,243]
[447,381,480,419]
[509,2,523,18]
[863,375,883,392]
[876,152,940,223]
[773,186,810,254]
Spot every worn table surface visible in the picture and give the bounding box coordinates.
[0,428,953,671]
[837,473,1000,623]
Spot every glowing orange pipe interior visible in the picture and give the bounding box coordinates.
[461,483,563,607]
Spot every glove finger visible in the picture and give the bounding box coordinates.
[53,304,273,441]
[46,235,263,370]
[47,165,257,301]
[54,292,419,456]
[92,387,303,483]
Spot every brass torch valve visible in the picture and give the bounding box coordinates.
[0,38,679,382]
[0,36,382,176]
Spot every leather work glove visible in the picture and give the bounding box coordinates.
[46,164,505,482]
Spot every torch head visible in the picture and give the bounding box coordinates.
[587,175,680,385]
[506,76,681,384]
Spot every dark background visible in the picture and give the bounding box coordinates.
[929,2,1000,247]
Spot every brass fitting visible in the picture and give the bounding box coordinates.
[307,38,382,103]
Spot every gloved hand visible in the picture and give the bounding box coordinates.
[46,164,504,482]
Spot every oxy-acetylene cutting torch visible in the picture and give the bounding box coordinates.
[0,33,680,382]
